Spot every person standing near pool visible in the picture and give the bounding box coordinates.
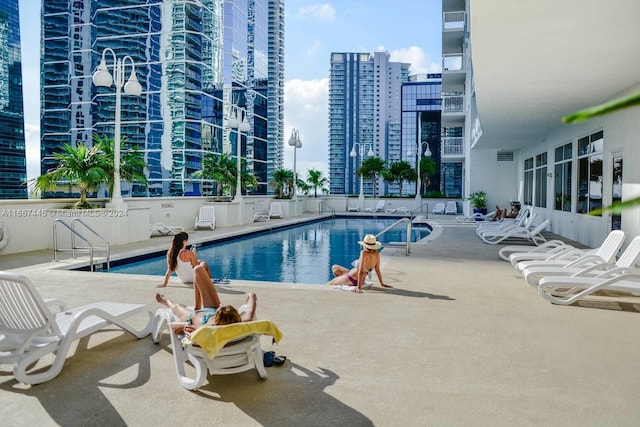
[327,234,392,293]
[157,231,213,288]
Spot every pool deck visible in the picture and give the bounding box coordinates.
[2,214,640,426]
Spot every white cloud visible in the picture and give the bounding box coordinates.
[299,4,336,23]
[283,78,329,178]
[390,46,442,74]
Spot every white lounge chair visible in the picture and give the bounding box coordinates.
[365,200,385,212]
[432,202,445,214]
[0,271,154,385]
[269,202,283,219]
[514,230,625,273]
[475,208,530,235]
[538,269,640,305]
[445,201,458,215]
[479,219,550,245]
[497,239,568,262]
[150,223,185,236]
[252,201,270,222]
[152,307,283,390]
[456,210,496,223]
[477,211,535,238]
[385,207,412,214]
[347,201,359,212]
[523,235,640,287]
[194,205,216,230]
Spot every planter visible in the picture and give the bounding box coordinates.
[473,207,488,221]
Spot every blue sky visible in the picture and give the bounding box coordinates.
[19,0,442,181]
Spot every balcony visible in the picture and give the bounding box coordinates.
[443,11,465,31]
[443,53,464,72]
[442,137,464,157]
[442,95,465,114]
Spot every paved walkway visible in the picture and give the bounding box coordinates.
[1,216,639,426]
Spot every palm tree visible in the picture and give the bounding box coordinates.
[306,168,328,198]
[270,168,293,198]
[239,159,258,197]
[382,161,415,196]
[29,143,106,208]
[93,134,148,198]
[191,153,236,200]
[418,157,437,195]
[357,157,386,198]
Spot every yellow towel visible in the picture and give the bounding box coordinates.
[187,320,283,360]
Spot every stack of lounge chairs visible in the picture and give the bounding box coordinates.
[499,230,640,306]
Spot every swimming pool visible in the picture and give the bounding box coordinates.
[110,217,431,284]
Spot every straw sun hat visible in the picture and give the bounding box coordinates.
[358,234,382,250]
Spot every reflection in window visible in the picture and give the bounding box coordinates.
[523,157,533,206]
[535,152,547,208]
[577,131,603,215]
[554,142,572,212]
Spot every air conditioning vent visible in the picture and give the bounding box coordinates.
[497,151,514,162]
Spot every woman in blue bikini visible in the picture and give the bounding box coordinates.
[156,262,257,337]
[326,234,392,293]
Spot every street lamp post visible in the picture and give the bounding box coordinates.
[228,104,250,202]
[407,141,432,203]
[288,129,302,200]
[92,48,142,208]
[350,142,374,209]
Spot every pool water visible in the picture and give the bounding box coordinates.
[110,217,430,284]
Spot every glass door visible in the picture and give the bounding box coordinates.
[611,153,623,231]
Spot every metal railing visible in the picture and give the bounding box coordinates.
[318,200,335,217]
[375,217,412,256]
[53,218,110,271]
[443,11,466,30]
[413,202,430,216]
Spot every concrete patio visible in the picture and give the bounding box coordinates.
[1,216,639,426]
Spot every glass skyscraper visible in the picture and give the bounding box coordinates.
[402,74,445,196]
[40,0,284,198]
[0,0,27,199]
[328,51,409,195]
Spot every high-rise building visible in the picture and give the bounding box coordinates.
[441,0,473,200]
[402,74,444,197]
[328,51,409,195]
[40,0,284,198]
[0,0,27,199]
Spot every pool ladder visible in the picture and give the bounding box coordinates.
[53,218,110,271]
[375,217,412,255]
[318,200,335,217]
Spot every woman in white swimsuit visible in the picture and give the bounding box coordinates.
[157,232,212,287]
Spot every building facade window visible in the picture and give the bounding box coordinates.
[577,130,603,215]
[554,142,573,212]
[534,152,547,208]
[523,157,533,206]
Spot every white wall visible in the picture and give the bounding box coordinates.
[485,105,640,248]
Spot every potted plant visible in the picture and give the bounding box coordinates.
[468,191,488,217]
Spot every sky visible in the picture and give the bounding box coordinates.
[18,0,442,182]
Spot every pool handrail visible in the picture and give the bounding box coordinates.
[318,200,335,217]
[375,217,412,256]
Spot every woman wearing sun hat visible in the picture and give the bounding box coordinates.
[327,234,392,293]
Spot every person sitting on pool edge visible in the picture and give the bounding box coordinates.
[326,234,392,293]
[156,263,257,337]
[157,231,215,288]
